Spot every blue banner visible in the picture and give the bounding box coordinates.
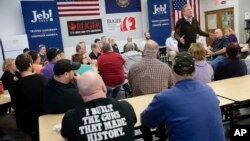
[21,1,63,51]
[147,0,172,46]
[105,0,141,14]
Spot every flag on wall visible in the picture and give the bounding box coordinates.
[172,0,200,27]
[57,0,100,17]
[105,0,141,14]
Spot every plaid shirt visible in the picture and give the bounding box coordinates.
[128,57,174,96]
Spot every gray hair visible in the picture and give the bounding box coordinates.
[182,4,189,12]
[91,43,97,50]
[125,43,135,52]
[102,43,112,53]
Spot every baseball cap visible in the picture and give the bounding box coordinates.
[46,48,63,61]
[53,59,81,76]
[173,52,195,75]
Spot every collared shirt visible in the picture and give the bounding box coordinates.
[128,57,174,96]
[165,36,178,51]
[211,36,230,57]
[184,16,193,24]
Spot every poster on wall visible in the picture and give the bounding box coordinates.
[104,0,143,40]
[67,19,103,36]
[21,1,63,51]
[106,16,137,32]
[147,0,172,46]
[105,0,141,14]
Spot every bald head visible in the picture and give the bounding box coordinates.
[143,40,159,58]
[77,71,106,101]
[214,28,223,39]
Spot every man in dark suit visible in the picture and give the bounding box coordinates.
[174,4,214,52]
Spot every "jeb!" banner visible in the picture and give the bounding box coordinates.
[147,0,172,46]
[21,1,63,51]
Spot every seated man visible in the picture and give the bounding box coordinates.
[108,37,120,53]
[98,43,125,98]
[214,43,247,80]
[165,30,178,65]
[9,54,47,140]
[206,28,230,70]
[43,59,83,114]
[128,40,174,96]
[61,71,137,141]
[89,43,101,60]
[72,42,92,64]
[141,52,226,141]
[123,36,139,52]
[128,40,174,140]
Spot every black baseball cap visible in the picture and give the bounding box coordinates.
[46,48,63,61]
[174,52,195,75]
[53,59,81,76]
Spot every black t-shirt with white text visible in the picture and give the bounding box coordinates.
[61,98,136,141]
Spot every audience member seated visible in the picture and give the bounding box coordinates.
[121,43,142,77]
[38,44,48,66]
[123,36,139,52]
[101,36,107,44]
[188,43,213,83]
[109,37,120,53]
[8,54,46,140]
[1,58,20,90]
[0,58,30,141]
[28,50,42,74]
[165,30,178,64]
[141,32,151,51]
[214,43,247,81]
[98,43,125,98]
[141,52,226,141]
[72,41,92,64]
[41,48,64,79]
[244,43,250,73]
[224,27,238,43]
[43,59,83,114]
[76,64,94,75]
[1,58,20,116]
[128,40,174,96]
[22,48,30,55]
[128,40,174,141]
[89,43,101,60]
[206,28,230,70]
[61,71,136,141]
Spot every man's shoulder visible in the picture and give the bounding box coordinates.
[129,59,143,70]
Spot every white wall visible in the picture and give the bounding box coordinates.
[200,0,250,43]
[0,0,25,36]
[0,0,148,60]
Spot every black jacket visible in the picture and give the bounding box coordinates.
[214,58,247,81]
[174,17,209,51]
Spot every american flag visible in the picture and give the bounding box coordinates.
[172,0,200,27]
[57,0,100,17]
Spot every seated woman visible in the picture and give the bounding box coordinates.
[188,43,213,83]
[224,27,238,43]
[1,58,20,90]
[214,43,247,80]
[28,50,42,74]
